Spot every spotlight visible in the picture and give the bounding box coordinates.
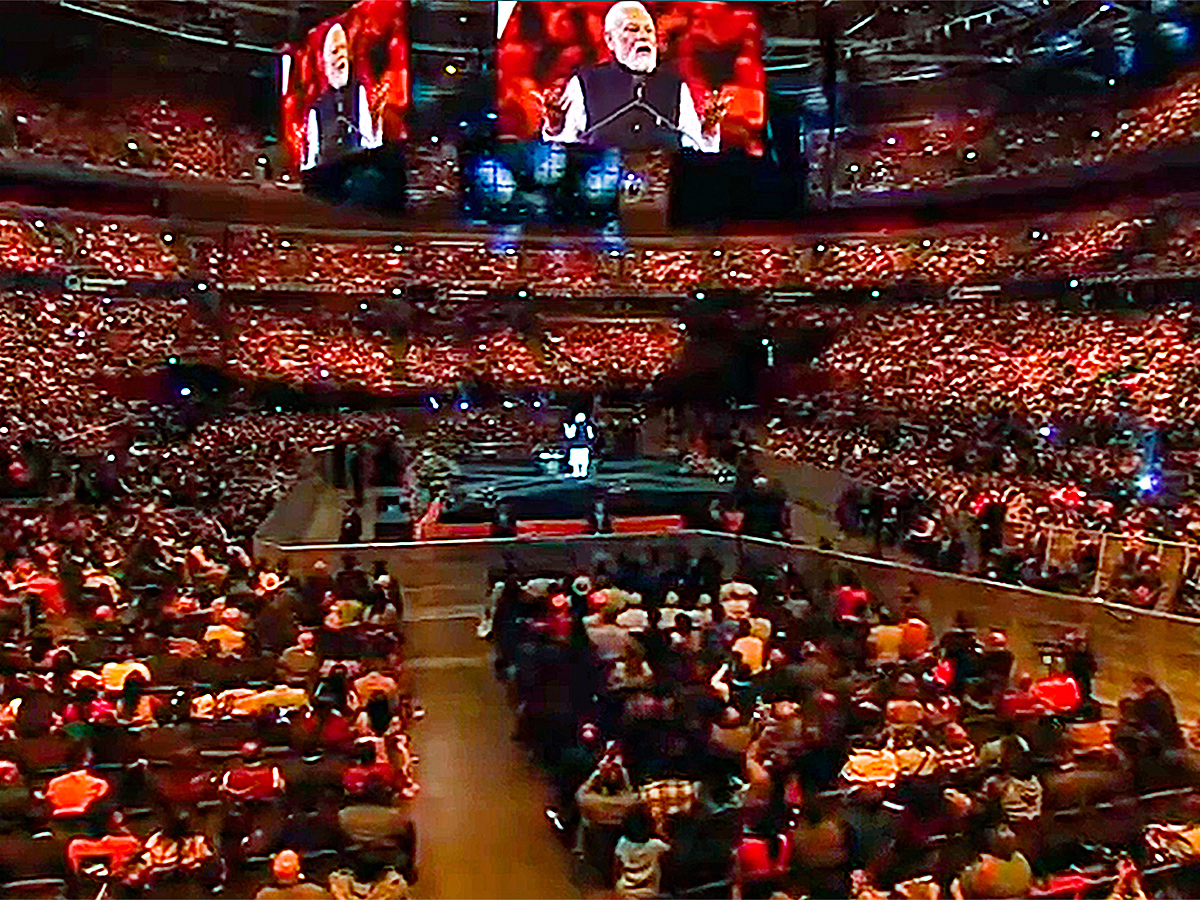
[695,291,706,300]
[871,290,880,298]
[392,287,403,296]
[34,220,43,229]
[487,111,497,120]
[458,400,469,411]
[921,239,932,248]
[168,357,179,365]
[197,282,208,291]
[1091,129,1102,139]
[886,136,897,146]
[393,244,403,252]
[964,149,978,161]
[280,240,291,249]
[1039,425,1053,438]
[319,369,330,379]
[848,163,860,173]
[1069,279,1079,288]
[162,233,173,243]
[444,64,458,75]
[1108,78,1116,86]
[815,243,827,253]
[106,453,115,462]
[428,397,439,410]
[1138,473,1156,492]
[180,387,192,397]
[126,140,138,151]
[431,136,440,144]
[503,400,515,409]
[257,155,268,166]
[458,120,468,128]
[359,302,368,311]
[712,249,722,257]
[533,400,542,408]
[517,289,528,298]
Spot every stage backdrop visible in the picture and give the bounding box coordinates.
[280,0,410,173]
[497,1,765,155]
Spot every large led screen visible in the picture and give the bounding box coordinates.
[497,1,765,154]
[462,142,623,225]
[280,0,410,173]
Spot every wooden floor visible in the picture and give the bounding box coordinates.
[406,614,583,900]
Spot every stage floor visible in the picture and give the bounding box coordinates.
[258,454,734,544]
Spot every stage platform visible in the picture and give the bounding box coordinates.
[376,456,733,539]
[260,456,734,544]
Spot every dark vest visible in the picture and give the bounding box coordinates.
[578,60,682,150]
[313,80,364,165]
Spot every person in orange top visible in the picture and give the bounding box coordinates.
[45,761,111,818]
[899,614,933,661]
[731,619,765,674]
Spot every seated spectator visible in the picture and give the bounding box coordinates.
[220,741,286,803]
[279,631,321,684]
[44,753,110,819]
[950,825,1033,900]
[126,811,217,889]
[613,807,671,899]
[329,855,411,900]
[256,849,333,899]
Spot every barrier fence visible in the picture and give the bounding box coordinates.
[258,529,1200,720]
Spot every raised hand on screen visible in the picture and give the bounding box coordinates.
[700,89,731,137]
[535,81,569,135]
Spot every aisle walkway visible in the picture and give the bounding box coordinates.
[406,612,582,900]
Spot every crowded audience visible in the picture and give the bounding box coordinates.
[810,65,1200,200]
[493,553,1200,899]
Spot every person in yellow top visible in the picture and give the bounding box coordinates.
[867,610,904,666]
[203,607,247,656]
[101,659,152,692]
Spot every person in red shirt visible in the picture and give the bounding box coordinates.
[835,582,870,622]
[1032,672,1081,716]
[220,742,285,803]
[67,810,142,880]
[998,673,1042,722]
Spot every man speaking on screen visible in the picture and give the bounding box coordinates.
[539,1,726,152]
[302,23,384,170]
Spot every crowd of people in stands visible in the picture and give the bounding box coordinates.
[759,297,1200,610]
[6,200,1200,298]
[494,552,1200,899]
[0,497,422,898]
[4,93,263,183]
[810,65,1200,199]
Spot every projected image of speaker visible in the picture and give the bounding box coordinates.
[280,0,410,175]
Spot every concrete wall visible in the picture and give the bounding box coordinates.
[260,531,1200,718]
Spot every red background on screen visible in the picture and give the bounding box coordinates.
[497,1,765,154]
[280,0,410,170]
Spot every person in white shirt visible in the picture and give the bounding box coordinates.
[614,809,671,898]
[539,1,724,153]
[302,23,383,171]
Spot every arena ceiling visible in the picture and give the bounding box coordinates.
[45,0,1200,104]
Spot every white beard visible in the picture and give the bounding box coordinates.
[620,46,657,73]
